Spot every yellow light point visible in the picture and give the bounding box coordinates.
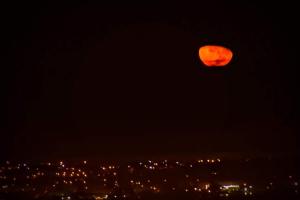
[217,158,221,162]
[211,160,215,163]
[83,160,87,164]
[207,159,210,163]
[205,184,210,190]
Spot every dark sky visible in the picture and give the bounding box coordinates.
[2,2,299,160]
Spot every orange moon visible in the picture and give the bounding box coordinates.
[199,45,233,67]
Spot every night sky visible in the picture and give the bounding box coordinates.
[2,2,299,160]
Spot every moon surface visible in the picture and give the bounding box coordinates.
[199,45,233,67]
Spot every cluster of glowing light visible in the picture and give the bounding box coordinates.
[94,195,108,200]
[150,186,160,192]
[222,184,240,193]
[2,159,298,196]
